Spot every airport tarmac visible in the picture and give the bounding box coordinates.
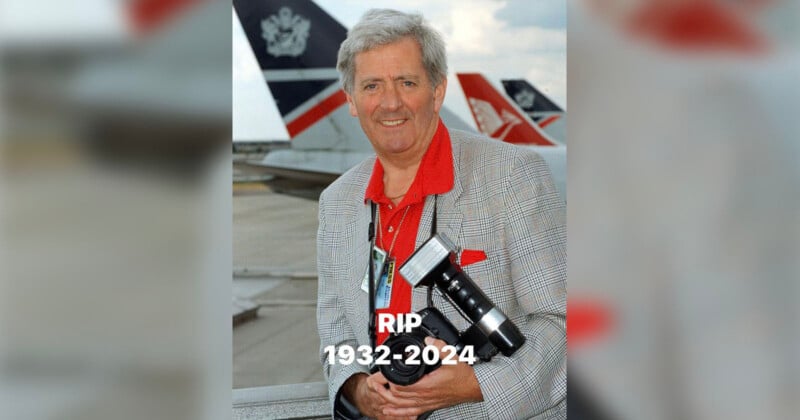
[233,180,326,389]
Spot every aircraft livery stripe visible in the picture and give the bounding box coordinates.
[286,89,347,138]
[538,115,561,128]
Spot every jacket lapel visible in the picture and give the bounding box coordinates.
[411,135,465,310]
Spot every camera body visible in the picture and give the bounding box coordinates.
[378,233,527,386]
[380,306,461,386]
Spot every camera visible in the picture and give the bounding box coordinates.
[380,307,462,386]
[379,233,526,385]
[400,233,527,357]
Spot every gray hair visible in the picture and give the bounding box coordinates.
[336,9,448,94]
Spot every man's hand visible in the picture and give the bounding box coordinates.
[343,372,416,420]
[374,337,484,417]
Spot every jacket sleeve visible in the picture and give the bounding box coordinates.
[316,191,370,412]
[470,151,567,419]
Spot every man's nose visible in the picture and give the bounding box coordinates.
[379,85,401,111]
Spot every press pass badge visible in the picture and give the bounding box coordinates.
[374,259,394,309]
[361,247,388,293]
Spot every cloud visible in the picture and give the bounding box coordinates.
[445,0,565,55]
[494,0,566,30]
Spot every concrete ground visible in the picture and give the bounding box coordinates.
[233,181,326,389]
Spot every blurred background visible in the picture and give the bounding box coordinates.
[2,0,798,419]
[568,0,799,419]
[1,1,231,419]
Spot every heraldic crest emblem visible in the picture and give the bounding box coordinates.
[514,89,536,110]
[261,7,311,58]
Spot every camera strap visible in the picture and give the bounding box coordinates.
[427,195,437,308]
[368,201,377,351]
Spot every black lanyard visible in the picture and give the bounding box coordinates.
[367,195,437,350]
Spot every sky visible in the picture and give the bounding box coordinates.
[233,0,566,141]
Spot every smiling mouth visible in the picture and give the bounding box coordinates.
[380,119,407,127]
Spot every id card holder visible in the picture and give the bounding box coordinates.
[361,246,387,293]
[374,259,395,309]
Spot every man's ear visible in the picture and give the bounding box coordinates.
[433,77,447,113]
[346,93,358,117]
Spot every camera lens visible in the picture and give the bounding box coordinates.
[380,334,429,386]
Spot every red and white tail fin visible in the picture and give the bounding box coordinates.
[457,73,559,146]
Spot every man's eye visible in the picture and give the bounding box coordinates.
[364,84,377,91]
[402,81,416,87]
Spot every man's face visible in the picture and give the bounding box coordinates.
[346,37,446,160]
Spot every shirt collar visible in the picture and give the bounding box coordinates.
[364,119,454,205]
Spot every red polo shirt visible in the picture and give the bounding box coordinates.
[364,119,454,344]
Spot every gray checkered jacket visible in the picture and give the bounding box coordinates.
[316,129,566,419]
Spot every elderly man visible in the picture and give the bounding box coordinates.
[316,8,566,419]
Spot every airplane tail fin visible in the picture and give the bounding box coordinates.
[234,0,472,151]
[502,79,564,128]
[456,73,558,146]
[233,0,347,143]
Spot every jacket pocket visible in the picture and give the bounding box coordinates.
[460,249,487,267]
